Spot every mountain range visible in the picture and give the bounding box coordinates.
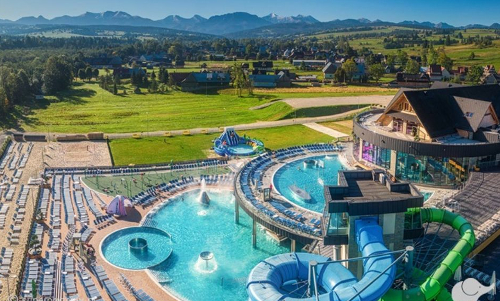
[1,11,500,37]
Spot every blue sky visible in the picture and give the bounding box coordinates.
[1,0,499,26]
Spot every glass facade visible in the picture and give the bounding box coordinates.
[361,141,391,169]
[395,152,498,186]
[327,212,349,235]
[356,138,500,186]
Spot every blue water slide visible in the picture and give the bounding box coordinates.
[246,217,395,301]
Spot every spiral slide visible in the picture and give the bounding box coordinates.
[246,217,396,301]
[382,208,475,301]
[247,208,475,301]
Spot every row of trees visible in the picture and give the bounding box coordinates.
[78,67,99,82]
[0,56,73,113]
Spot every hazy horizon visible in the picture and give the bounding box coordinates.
[1,0,499,26]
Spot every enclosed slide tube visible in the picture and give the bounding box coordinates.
[246,217,396,301]
[381,207,475,301]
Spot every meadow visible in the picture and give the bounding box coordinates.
[17,82,391,134]
[109,125,334,165]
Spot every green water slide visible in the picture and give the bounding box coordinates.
[381,207,475,301]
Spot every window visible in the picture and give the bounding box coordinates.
[465,112,474,118]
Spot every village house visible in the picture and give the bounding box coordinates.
[322,62,342,80]
[390,72,431,88]
[249,72,291,88]
[180,72,230,92]
[481,65,500,85]
[113,67,146,79]
[83,55,122,69]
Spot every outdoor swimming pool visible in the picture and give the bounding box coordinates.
[101,227,173,270]
[145,189,290,301]
[273,155,346,212]
[227,144,255,156]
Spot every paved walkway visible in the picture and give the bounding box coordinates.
[282,95,393,109]
[303,123,349,138]
[249,95,393,110]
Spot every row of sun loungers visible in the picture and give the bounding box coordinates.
[79,270,103,300]
[0,203,8,229]
[80,225,95,243]
[269,201,304,222]
[0,144,12,169]
[38,188,50,218]
[120,273,155,301]
[50,201,62,229]
[62,176,76,225]
[62,226,76,254]
[49,228,61,251]
[3,184,16,201]
[39,252,57,298]
[62,256,78,298]
[83,186,104,218]
[0,247,13,276]
[239,151,324,237]
[16,185,29,208]
[46,158,228,177]
[8,154,18,170]
[73,191,89,224]
[94,214,116,229]
[91,266,129,301]
[21,259,41,298]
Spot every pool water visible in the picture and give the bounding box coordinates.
[228,144,255,155]
[273,155,346,213]
[422,191,434,202]
[101,227,172,270]
[149,189,290,301]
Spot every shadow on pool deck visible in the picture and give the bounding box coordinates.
[117,207,143,223]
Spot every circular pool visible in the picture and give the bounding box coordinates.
[273,155,347,212]
[146,189,290,301]
[227,144,256,156]
[101,227,172,270]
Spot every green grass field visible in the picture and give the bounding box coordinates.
[21,83,291,133]
[15,82,393,134]
[83,167,231,197]
[320,120,354,135]
[109,125,334,165]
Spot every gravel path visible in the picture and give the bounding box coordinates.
[304,123,349,138]
[282,95,393,108]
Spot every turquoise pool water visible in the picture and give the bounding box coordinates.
[101,227,172,270]
[228,144,255,155]
[273,155,346,213]
[422,191,434,202]
[148,189,290,301]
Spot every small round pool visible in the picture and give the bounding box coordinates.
[101,227,172,270]
[273,155,347,212]
[227,144,255,156]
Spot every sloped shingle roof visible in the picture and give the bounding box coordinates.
[384,85,500,139]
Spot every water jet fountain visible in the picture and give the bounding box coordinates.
[199,178,211,205]
[195,251,218,274]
